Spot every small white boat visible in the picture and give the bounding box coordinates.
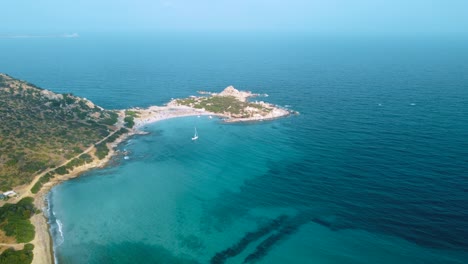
[124,156,130,160]
[191,127,198,141]
[209,115,213,119]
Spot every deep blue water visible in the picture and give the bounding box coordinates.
[1,33,468,263]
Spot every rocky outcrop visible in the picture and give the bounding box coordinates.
[217,86,253,102]
[40,89,63,100]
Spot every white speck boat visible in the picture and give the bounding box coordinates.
[191,127,198,141]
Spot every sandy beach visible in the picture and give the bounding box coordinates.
[130,105,219,129]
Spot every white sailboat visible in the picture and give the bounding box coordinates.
[191,127,198,141]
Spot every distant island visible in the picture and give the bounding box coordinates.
[0,73,296,264]
[169,85,293,122]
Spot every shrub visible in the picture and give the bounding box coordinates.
[30,182,41,194]
[95,143,109,160]
[124,116,134,128]
[0,243,34,264]
[0,197,36,243]
[55,166,68,175]
[102,111,118,126]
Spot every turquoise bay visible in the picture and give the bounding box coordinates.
[1,33,468,263]
[48,116,304,263]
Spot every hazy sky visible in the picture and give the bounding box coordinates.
[2,0,467,35]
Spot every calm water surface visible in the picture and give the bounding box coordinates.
[1,33,468,263]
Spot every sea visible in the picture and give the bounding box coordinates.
[1,33,468,264]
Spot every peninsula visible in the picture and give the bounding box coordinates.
[0,73,295,264]
[169,85,292,122]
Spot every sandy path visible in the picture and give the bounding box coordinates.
[131,105,218,129]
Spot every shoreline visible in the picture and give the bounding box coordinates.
[31,130,133,264]
[30,103,293,263]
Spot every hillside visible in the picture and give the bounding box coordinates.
[0,74,120,190]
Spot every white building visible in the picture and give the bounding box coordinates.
[3,190,17,197]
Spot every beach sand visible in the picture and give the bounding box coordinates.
[131,105,218,129]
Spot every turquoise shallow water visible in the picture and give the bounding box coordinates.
[1,33,468,263]
[48,116,303,263]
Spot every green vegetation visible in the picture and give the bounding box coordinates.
[95,143,109,160]
[103,128,128,145]
[30,149,100,193]
[29,127,129,193]
[64,153,93,170]
[0,197,35,243]
[125,110,140,118]
[176,97,196,105]
[124,116,135,128]
[124,110,139,128]
[94,128,128,160]
[30,172,54,194]
[0,73,120,190]
[0,243,34,264]
[55,166,68,175]
[102,111,119,126]
[177,95,267,118]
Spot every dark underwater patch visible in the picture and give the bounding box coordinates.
[210,215,288,264]
[243,214,311,263]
